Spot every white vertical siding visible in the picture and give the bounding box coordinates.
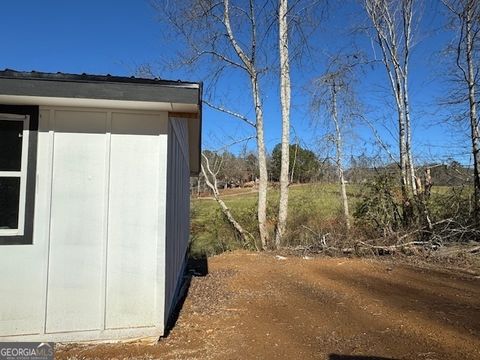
[0,106,172,341]
[46,110,108,333]
[105,112,166,329]
[164,117,191,323]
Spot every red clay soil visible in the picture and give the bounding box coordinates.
[57,251,480,360]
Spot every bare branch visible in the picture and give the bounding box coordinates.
[223,0,253,73]
[356,113,400,168]
[196,50,248,71]
[214,135,256,152]
[201,152,258,250]
[203,99,256,128]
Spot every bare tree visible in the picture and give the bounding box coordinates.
[158,0,273,248]
[201,153,258,250]
[310,56,360,230]
[331,81,351,230]
[275,0,292,248]
[443,0,480,220]
[363,0,418,221]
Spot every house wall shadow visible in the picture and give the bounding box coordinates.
[162,254,208,337]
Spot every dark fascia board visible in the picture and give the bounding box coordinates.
[195,81,203,174]
[0,69,200,105]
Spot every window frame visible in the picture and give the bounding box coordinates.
[0,105,38,245]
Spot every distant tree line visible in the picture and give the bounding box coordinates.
[270,144,329,183]
[193,148,473,193]
[193,144,332,192]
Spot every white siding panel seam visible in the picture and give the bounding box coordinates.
[105,111,164,330]
[46,109,108,333]
[100,111,113,331]
[42,109,56,334]
[155,131,168,331]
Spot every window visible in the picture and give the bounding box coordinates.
[0,105,38,245]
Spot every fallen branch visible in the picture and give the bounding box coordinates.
[350,240,438,255]
[288,239,440,256]
[300,225,330,248]
[201,153,259,251]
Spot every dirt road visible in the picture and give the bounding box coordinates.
[58,252,480,360]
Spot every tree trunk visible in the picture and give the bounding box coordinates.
[223,0,270,248]
[251,72,270,249]
[404,50,426,226]
[275,0,291,249]
[290,139,299,183]
[392,61,410,216]
[402,0,417,197]
[421,168,433,231]
[365,0,416,225]
[465,2,480,220]
[398,106,412,224]
[399,112,408,187]
[197,175,201,197]
[331,83,351,230]
[404,77,417,197]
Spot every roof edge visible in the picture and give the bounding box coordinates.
[0,69,200,89]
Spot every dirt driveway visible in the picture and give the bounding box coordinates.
[58,252,480,360]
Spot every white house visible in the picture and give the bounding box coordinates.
[0,70,201,342]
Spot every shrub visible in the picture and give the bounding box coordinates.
[354,174,404,238]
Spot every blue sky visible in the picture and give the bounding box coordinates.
[0,0,472,166]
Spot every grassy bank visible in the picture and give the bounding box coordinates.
[190,182,465,256]
[190,183,362,256]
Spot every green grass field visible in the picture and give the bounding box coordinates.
[195,183,362,213]
[190,183,362,255]
[190,182,464,256]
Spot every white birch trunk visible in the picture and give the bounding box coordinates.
[251,73,270,249]
[331,83,351,230]
[197,175,201,197]
[365,0,417,222]
[465,1,480,218]
[223,0,270,248]
[402,0,417,196]
[290,142,298,183]
[275,0,291,249]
